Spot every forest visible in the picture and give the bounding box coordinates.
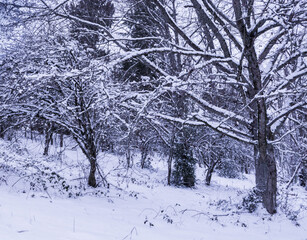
[0,0,306,239]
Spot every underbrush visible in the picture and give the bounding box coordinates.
[1,138,306,229]
[0,140,109,198]
[278,187,307,226]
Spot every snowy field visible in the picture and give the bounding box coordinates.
[0,137,306,240]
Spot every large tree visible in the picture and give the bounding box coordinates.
[148,0,307,213]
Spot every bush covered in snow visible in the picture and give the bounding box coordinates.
[241,188,262,213]
[216,159,241,179]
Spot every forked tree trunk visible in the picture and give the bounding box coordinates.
[205,166,214,186]
[205,160,220,186]
[77,135,98,188]
[240,20,277,213]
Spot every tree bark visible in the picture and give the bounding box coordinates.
[140,143,148,169]
[88,156,97,187]
[30,124,33,140]
[242,39,277,213]
[205,166,214,185]
[264,143,277,214]
[60,133,64,148]
[255,141,277,214]
[167,153,173,185]
[255,99,277,214]
[0,125,4,139]
[205,159,220,186]
[43,123,53,156]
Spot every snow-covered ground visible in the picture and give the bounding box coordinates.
[0,136,306,240]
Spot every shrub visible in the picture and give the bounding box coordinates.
[217,159,240,179]
[242,189,262,213]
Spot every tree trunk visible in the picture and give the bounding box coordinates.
[43,123,53,156]
[74,135,98,188]
[0,125,4,139]
[126,137,132,168]
[30,124,33,140]
[241,25,277,213]
[264,142,277,214]
[167,152,173,185]
[88,156,97,187]
[126,148,131,168]
[255,100,277,214]
[140,143,148,169]
[60,133,64,148]
[255,143,277,214]
[50,134,54,145]
[205,166,214,186]
[205,159,220,186]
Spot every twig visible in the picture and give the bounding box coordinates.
[122,227,138,240]
[96,163,109,187]
[212,214,230,217]
[12,174,34,187]
[286,160,303,189]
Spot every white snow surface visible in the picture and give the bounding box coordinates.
[0,137,306,240]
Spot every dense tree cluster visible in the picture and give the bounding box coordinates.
[0,0,306,214]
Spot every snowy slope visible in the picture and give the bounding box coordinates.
[0,137,306,240]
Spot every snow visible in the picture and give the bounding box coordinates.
[0,137,307,240]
